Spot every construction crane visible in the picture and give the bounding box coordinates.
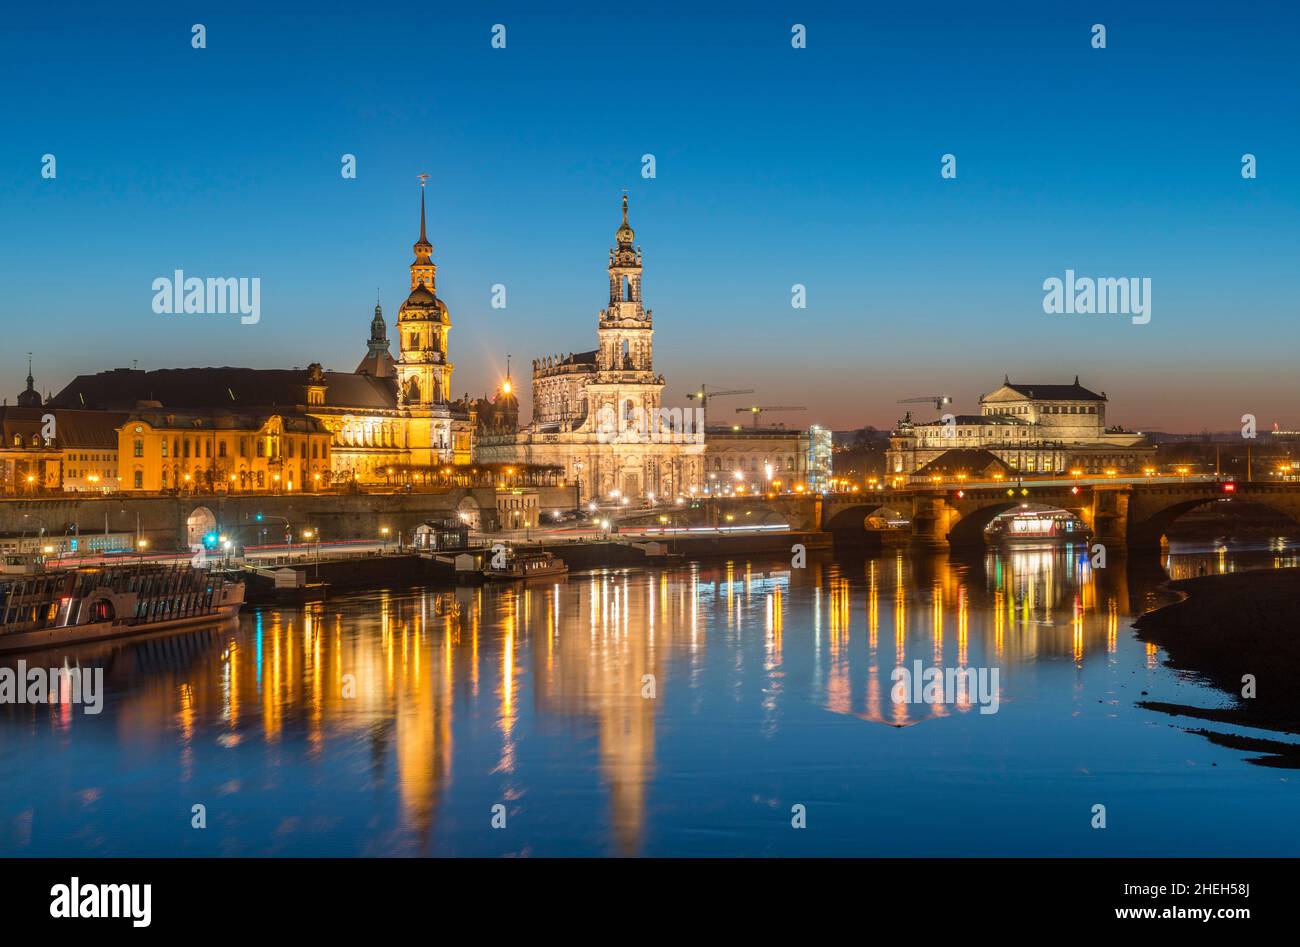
[735,405,807,428]
[686,385,755,429]
[897,395,953,411]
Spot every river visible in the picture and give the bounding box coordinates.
[2,540,1297,856]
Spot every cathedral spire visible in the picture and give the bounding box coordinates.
[419,176,428,243]
[410,174,437,291]
[17,353,41,407]
[413,173,433,264]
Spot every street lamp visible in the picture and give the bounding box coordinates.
[302,529,320,575]
[380,526,390,551]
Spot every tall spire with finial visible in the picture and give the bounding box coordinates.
[410,173,436,291]
[419,174,429,244]
[17,353,41,407]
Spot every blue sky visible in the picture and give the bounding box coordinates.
[2,0,1297,430]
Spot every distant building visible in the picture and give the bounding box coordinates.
[702,426,813,492]
[53,409,126,492]
[451,371,520,438]
[0,404,59,494]
[886,377,1154,478]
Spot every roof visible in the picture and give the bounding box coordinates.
[49,367,399,412]
[355,350,396,378]
[53,409,128,449]
[994,381,1105,402]
[914,449,1013,476]
[0,407,46,444]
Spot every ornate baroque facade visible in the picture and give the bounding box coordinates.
[886,378,1155,478]
[476,197,704,501]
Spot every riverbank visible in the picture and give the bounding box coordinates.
[1133,568,1300,746]
[240,530,832,603]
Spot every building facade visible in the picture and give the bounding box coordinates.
[702,427,814,493]
[476,197,704,502]
[118,409,333,492]
[886,378,1154,479]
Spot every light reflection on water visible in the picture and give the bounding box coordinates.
[1,540,1297,856]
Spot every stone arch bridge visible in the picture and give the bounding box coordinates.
[707,481,1300,553]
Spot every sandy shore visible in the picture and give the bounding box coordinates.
[1133,568,1300,753]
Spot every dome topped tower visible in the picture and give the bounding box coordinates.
[355,297,396,378]
[396,175,454,407]
[393,174,458,468]
[16,355,41,407]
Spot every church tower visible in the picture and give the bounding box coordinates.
[597,194,654,373]
[396,177,454,406]
[355,298,396,377]
[16,355,41,407]
[395,176,456,464]
[586,194,665,462]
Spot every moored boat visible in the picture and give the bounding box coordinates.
[0,561,244,653]
[482,548,569,581]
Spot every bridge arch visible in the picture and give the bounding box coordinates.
[1128,494,1300,547]
[822,503,891,532]
[186,506,217,547]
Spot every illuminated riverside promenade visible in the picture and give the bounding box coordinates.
[2,539,1298,856]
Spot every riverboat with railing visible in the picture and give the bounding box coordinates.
[0,559,244,653]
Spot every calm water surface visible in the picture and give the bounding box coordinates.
[3,541,1298,856]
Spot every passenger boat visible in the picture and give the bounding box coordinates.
[482,549,569,581]
[0,560,244,653]
[985,511,1090,545]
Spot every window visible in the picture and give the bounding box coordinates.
[218,441,226,458]
[133,439,144,457]
[133,471,143,489]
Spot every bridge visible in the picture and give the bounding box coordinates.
[699,478,1300,553]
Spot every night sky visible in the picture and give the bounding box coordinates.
[3,0,1297,431]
